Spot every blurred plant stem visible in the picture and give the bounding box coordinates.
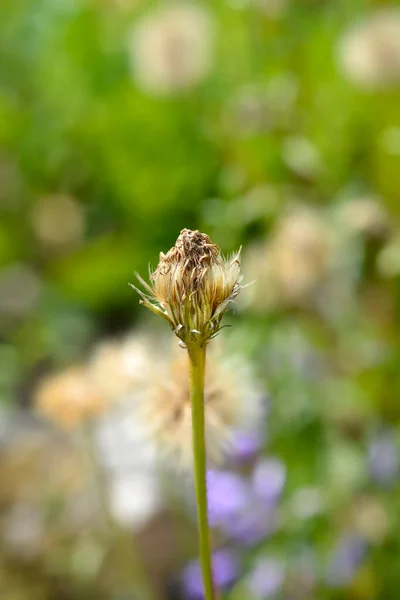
[188,344,216,600]
[80,421,155,600]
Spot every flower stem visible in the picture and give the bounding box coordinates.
[188,344,216,600]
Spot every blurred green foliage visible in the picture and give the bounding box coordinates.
[1,0,400,598]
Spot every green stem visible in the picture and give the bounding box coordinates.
[187,344,216,600]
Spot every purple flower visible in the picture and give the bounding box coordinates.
[206,468,279,546]
[247,557,286,598]
[222,498,279,546]
[368,432,399,487]
[228,430,263,464]
[252,458,286,504]
[325,534,367,587]
[182,549,240,599]
[207,470,250,527]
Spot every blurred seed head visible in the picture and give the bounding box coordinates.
[271,207,332,299]
[243,207,333,311]
[129,3,215,95]
[338,10,400,89]
[35,368,108,429]
[88,333,153,403]
[132,229,241,347]
[31,194,85,250]
[337,197,389,239]
[138,344,263,468]
[274,209,329,282]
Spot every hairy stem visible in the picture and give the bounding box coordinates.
[188,344,216,600]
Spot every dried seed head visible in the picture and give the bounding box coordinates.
[131,229,241,346]
[34,367,108,429]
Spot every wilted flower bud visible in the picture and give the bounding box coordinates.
[131,229,241,347]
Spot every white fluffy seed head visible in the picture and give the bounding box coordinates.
[129,3,215,95]
[87,333,154,402]
[34,367,108,429]
[243,207,333,311]
[136,343,263,470]
[271,208,333,299]
[337,10,400,89]
[336,197,389,239]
